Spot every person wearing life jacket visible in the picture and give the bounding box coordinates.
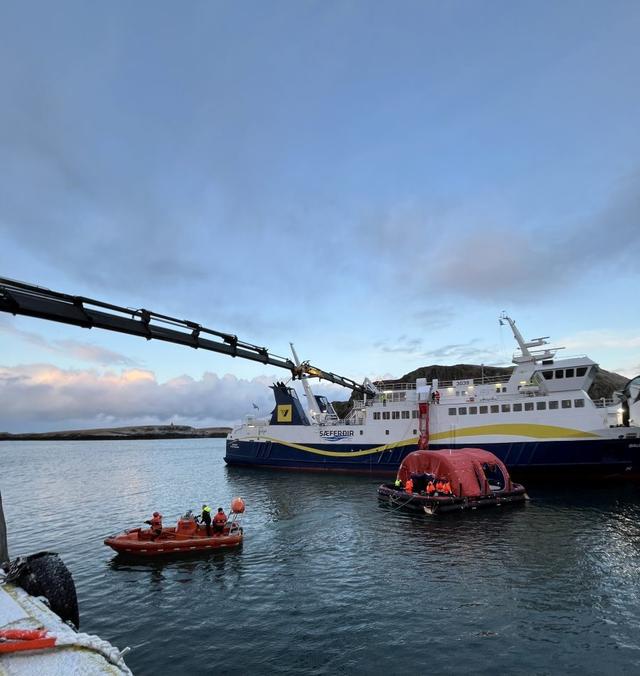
[394,477,402,489]
[442,480,452,495]
[145,511,163,539]
[201,504,212,536]
[426,481,435,495]
[434,390,440,404]
[405,477,414,494]
[435,479,445,493]
[213,507,227,534]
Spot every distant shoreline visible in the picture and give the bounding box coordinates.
[0,425,232,442]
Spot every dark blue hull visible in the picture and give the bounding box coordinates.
[225,437,640,477]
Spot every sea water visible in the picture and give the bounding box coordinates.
[2,438,640,675]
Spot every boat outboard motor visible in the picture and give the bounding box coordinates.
[2,552,80,629]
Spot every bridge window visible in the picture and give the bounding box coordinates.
[382,411,390,420]
[537,401,546,410]
[574,399,585,408]
[513,403,522,412]
[373,412,381,420]
[555,370,564,378]
[479,406,488,414]
[501,404,511,413]
[565,368,575,378]
[401,410,410,419]
[543,371,553,380]
[469,406,478,414]
[562,400,572,408]
[549,401,559,409]
[490,405,499,413]
[577,367,587,377]
[448,408,456,415]
[525,402,534,411]
[458,407,467,415]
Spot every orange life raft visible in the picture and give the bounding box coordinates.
[104,499,245,557]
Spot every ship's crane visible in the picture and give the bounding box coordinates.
[0,277,376,396]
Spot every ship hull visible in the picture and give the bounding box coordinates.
[225,437,639,477]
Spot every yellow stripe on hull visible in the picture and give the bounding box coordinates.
[429,423,599,441]
[252,422,599,458]
[261,436,417,457]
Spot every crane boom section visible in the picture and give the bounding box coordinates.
[0,277,371,395]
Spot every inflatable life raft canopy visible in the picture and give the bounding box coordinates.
[396,448,513,497]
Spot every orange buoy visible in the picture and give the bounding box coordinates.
[231,497,245,514]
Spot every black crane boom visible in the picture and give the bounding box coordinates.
[0,277,373,395]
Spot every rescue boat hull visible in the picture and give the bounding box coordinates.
[104,526,243,557]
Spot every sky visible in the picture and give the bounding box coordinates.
[1,0,639,432]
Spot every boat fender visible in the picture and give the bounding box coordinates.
[2,551,80,629]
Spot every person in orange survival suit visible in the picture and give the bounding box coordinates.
[213,507,227,534]
[405,477,414,494]
[145,511,163,539]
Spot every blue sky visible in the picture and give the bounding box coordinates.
[1,1,639,432]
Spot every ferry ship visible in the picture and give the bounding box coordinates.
[225,315,640,476]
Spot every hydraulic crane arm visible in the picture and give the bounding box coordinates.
[0,277,374,396]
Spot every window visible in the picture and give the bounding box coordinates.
[392,411,400,420]
[360,430,363,435]
[513,403,522,412]
[562,400,572,409]
[469,406,478,415]
[382,411,390,420]
[373,412,381,420]
[401,410,410,419]
[574,399,585,408]
[413,429,417,435]
[490,405,499,413]
[501,404,511,413]
[549,401,559,410]
[448,408,456,416]
[577,367,587,377]
[525,402,534,411]
[458,407,467,415]
[479,406,488,414]
[412,410,418,418]
[536,401,546,410]
[555,370,564,379]
[385,429,389,435]
[543,371,553,380]
[565,368,574,378]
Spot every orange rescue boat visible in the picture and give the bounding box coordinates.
[104,498,245,557]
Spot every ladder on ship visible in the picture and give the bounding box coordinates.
[418,402,430,450]
[0,277,376,397]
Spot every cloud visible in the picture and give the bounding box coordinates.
[374,335,423,355]
[419,339,505,365]
[0,364,284,432]
[424,171,640,302]
[0,319,138,366]
[560,330,640,352]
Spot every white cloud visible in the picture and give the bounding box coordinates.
[0,363,355,433]
[0,364,277,432]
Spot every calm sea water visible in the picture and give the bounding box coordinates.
[2,438,640,675]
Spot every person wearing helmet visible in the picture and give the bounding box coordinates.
[213,507,227,534]
[145,511,163,539]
